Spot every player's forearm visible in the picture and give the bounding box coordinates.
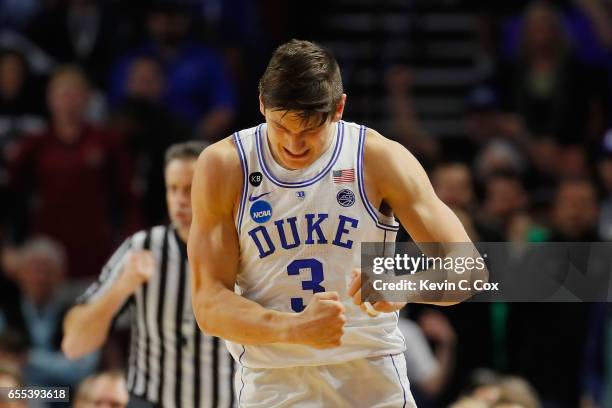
[62,285,132,359]
[193,285,297,345]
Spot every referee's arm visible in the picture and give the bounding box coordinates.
[62,235,155,360]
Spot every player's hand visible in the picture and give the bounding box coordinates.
[347,269,407,316]
[294,292,346,349]
[118,250,156,294]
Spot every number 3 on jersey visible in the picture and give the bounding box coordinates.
[287,258,325,312]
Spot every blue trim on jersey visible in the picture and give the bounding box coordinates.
[390,354,407,408]
[356,125,400,231]
[238,346,246,405]
[255,121,344,188]
[234,132,249,234]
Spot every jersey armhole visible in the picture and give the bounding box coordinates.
[356,125,400,232]
[233,131,249,234]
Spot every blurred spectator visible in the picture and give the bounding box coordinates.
[0,0,40,31]
[500,0,612,67]
[494,376,540,408]
[463,86,502,161]
[73,370,129,408]
[582,302,608,408]
[109,2,236,141]
[495,1,607,146]
[453,369,540,408]
[385,65,440,168]
[432,163,475,211]
[461,86,527,164]
[6,66,141,279]
[0,364,26,408]
[24,0,120,88]
[474,141,527,183]
[430,162,502,241]
[550,177,600,241]
[480,172,528,240]
[597,129,612,239]
[0,330,29,372]
[522,137,559,197]
[110,56,191,226]
[0,49,46,144]
[0,49,46,238]
[506,180,596,408]
[0,237,98,388]
[398,310,456,406]
[0,243,20,326]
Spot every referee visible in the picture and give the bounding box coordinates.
[62,142,235,408]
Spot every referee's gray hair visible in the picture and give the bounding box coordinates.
[20,236,67,271]
[164,141,209,166]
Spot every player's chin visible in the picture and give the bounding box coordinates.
[281,150,312,168]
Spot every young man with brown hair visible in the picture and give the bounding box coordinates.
[189,39,475,407]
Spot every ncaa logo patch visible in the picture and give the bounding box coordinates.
[250,200,272,223]
[336,189,355,207]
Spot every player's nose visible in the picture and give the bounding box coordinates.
[286,134,305,153]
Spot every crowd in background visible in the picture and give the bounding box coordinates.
[0,0,611,407]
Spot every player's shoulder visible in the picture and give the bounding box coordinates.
[362,126,403,161]
[198,134,242,176]
[361,125,424,191]
[194,134,244,208]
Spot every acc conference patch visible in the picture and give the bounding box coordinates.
[250,200,273,223]
[336,189,355,207]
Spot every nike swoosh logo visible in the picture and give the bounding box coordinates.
[249,192,271,202]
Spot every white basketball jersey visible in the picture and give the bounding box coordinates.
[227,120,406,368]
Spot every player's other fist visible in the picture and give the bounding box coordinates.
[118,250,156,293]
[294,292,346,349]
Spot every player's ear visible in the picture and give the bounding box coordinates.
[332,94,347,122]
[259,94,266,117]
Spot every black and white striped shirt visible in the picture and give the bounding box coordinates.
[78,225,235,408]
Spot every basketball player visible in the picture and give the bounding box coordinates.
[188,40,474,407]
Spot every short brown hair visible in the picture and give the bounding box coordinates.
[164,141,208,167]
[48,65,90,92]
[259,39,343,126]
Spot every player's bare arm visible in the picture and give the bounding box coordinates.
[188,137,346,348]
[62,250,155,359]
[348,129,485,309]
[364,128,470,243]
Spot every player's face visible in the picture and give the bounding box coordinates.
[260,95,346,170]
[165,158,195,232]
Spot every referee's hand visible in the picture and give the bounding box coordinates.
[118,250,156,293]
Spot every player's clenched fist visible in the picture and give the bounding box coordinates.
[118,250,156,293]
[293,292,346,349]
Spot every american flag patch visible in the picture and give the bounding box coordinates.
[332,169,355,183]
